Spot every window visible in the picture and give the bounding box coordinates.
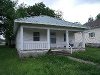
[64,33,66,42]
[50,32,56,44]
[89,32,95,38]
[33,32,40,41]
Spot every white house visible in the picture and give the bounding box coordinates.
[75,19,100,47]
[84,19,100,47]
[14,15,86,57]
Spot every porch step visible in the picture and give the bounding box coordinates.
[49,50,71,56]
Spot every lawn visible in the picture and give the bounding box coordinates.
[71,47,100,64]
[0,46,100,75]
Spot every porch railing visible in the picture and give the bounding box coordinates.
[23,41,48,50]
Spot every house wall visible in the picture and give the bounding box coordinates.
[85,28,100,43]
[16,24,84,51]
[23,28,47,41]
[75,28,100,46]
[69,32,75,44]
[23,28,75,48]
[75,32,82,43]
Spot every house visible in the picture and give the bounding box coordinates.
[84,19,100,47]
[14,15,86,57]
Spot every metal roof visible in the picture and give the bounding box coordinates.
[15,15,86,29]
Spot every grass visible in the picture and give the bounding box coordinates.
[71,47,100,64]
[0,46,100,75]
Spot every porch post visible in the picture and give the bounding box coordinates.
[66,30,69,48]
[20,26,23,50]
[82,31,85,48]
[47,29,50,49]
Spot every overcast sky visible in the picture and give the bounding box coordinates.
[17,0,100,24]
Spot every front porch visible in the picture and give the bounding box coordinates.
[18,26,85,53]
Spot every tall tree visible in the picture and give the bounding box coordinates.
[27,2,56,17]
[0,0,16,46]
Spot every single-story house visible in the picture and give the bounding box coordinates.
[14,15,86,57]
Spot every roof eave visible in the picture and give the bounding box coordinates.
[15,21,86,29]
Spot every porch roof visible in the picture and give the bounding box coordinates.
[15,15,86,29]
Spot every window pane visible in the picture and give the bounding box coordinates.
[64,33,66,41]
[89,32,95,37]
[50,38,56,44]
[34,37,40,41]
[50,32,56,44]
[33,32,40,41]
[33,32,39,36]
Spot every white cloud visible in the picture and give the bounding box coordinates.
[50,0,100,24]
[74,0,100,4]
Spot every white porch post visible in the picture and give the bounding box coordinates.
[20,26,23,50]
[66,30,69,49]
[82,31,85,48]
[47,29,50,49]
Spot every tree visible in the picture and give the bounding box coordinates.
[26,2,56,17]
[16,2,62,19]
[0,0,17,46]
[88,17,94,22]
[55,10,63,19]
[96,13,100,20]
[15,3,28,18]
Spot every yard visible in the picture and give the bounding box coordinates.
[71,47,100,64]
[0,46,100,75]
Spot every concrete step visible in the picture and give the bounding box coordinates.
[49,50,71,56]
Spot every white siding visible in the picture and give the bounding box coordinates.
[75,28,100,44]
[56,31,65,43]
[85,28,100,43]
[23,28,47,41]
[75,32,82,43]
[69,32,75,44]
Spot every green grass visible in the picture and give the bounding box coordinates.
[71,47,100,64]
[0,46,100,75]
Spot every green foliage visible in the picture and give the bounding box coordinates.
[15,3,28,18]
[0,46,100,75]
[96,13,100,20]
[0,0,16,45]
[16,2,61,18]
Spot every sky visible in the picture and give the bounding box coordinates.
[16,0,100,24]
